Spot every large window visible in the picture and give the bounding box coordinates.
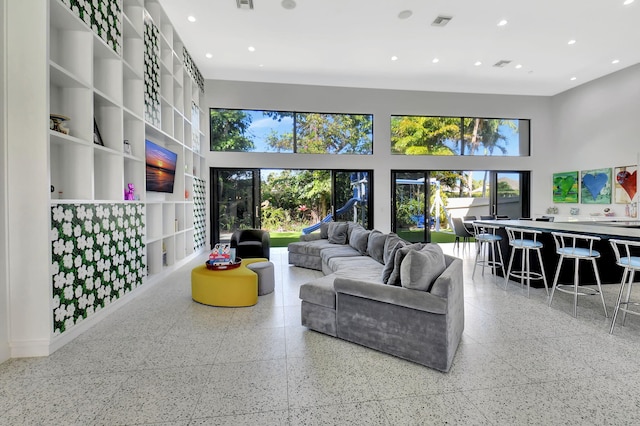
[210,109,373,154]
[390,116,530,156]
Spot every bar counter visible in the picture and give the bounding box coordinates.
[474,219,640,286]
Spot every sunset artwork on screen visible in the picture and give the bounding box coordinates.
[145,140,178,193]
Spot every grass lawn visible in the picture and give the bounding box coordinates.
[270,229,472,247]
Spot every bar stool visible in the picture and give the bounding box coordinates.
[472,222,505,282]
[608,239,640,334]
[505,227,548,297]
[548,232,608,318]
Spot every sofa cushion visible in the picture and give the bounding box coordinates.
[387,243,424,286]
[299,274,339,309]
[383,232,405,265]
[328,222,349,244]
[320,245,362,264]
[328,256,384,277]
[381,240,408,284]
[288,239,341,256]
[348,226,370,255]
[400,245,447,292]
[367,230,387,264]
[320,222,330,239]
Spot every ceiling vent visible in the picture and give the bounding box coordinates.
[236,0,254,10]
[493,60,512,68]
[431,16,453,27]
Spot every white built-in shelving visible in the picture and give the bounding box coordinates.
[48,0,207,281]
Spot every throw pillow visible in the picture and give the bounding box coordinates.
[383,232,405,264]
[400,244,447,292]
[320,222,330,239]
[348,226,370,255]
[328,221,349,244]
[346,222,360,242]
[381,240,407,283]
[387,243,424,286]
[367,230,387,264]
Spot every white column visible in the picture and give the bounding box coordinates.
[6,0,52,356]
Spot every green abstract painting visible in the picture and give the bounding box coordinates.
[553,171,579,203]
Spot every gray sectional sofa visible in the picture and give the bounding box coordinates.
[288,221,464,372]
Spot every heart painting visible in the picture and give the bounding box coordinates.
[581,169,611,204]
[552,171,579,203]
[614,167,638,203]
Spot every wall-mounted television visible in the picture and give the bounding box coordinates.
[145,140,178,193]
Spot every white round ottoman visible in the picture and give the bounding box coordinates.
[246,261,275,295]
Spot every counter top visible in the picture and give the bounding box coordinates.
[475,219,640,240]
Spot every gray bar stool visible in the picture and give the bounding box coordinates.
[548,232,608,318]
[609,239,640,334]
[505,227,548,297]
[472,222,505,282]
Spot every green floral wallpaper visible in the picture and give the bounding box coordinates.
[144,14,161,128]
[183,47,205,93]
[193,178,206,250]
[64,0,122,55]
[50,203,146,335]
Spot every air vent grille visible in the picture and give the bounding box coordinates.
[236,0,254,10]
[493,60,512,68]
[431,16,453,27]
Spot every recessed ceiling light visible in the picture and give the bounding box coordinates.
[187,15,196,22]
[568,39,576,45]
[570,76,577,81]
[248,46,256,52]
[432,58,440,63]
[474,61,482,66]
[398,10,413,19]
[205,53,213,59]
[497,19,508,26]
[281,0,297,9]
[624,0,634,5]
[612,59,620,64]
[391,56,399,61]
[515,64,523,69]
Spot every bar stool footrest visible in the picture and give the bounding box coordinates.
[555,284,603,297]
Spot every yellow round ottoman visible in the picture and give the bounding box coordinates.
[191,258,268,307]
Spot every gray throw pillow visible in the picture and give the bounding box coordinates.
[346,222,360,242]
[387,243,424,286]
[400,244,447,292]
[320,222,329,239]
[348,226,370,255]
[328,222,348,244]
[381,240,407,283]
[383,232,406,264]
[367,230,387,264]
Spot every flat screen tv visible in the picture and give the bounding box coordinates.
[145,140,178,193]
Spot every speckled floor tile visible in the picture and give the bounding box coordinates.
[464,382,597,425]
[190,410,288,425]
[286,355,376,409]
[214,327,286,363]
[289,401,389,425]
[142,332,224,368]
[194,359,288,418]
[228,305,285,330]
[380,393,492,425]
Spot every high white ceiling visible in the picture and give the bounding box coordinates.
[160,0,640,96]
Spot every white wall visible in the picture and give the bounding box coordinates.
[0,0,10,363]
[6,0,52,356]
[205,79,553,231]
[542,64,640,218]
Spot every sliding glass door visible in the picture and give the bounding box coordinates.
[211,168,260,244]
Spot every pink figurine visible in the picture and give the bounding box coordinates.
[125,183,135,200]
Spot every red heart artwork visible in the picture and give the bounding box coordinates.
[617,170,637,200]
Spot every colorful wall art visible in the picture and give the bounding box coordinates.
[581,168,612,204]
[614,165,638,204]
[553,171,579,203]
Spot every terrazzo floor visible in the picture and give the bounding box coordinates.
[2,244,640,425]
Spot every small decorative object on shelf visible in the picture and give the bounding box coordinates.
[546,206,559,214]
[604,207,615,217]
[50,114,70,135]
[123,139,132,155]
[185,189,189,199]
[93,119,104,146]
[124,183,135,200]
[570,207,579,215]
